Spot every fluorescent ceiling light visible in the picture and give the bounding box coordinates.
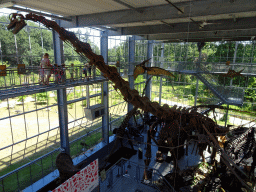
[0,1,15,9]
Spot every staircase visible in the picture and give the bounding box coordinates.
[195,73,244,106]
[174,62,245,106]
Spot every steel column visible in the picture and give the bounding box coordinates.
[159,43,164,106]
[0,41,2,65]
[224,42,239,126]
[128,36,135,127]
[194,42,204,107]
[143,40,153,124]
[146,40,153,100]
[52,21,70,155]
[194,78,199,106]
[14,34,19,64]
[100,31,109,145]
[225,105,229,127]
[53,20,64,65]
[86,85,90,108]
[230,42,238,86]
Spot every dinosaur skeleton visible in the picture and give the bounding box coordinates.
[7,13,254,191]
[225,127,256,166]
[222,68,245,79]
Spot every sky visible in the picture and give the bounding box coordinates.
[0,7,127,49]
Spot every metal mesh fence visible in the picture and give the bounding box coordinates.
[154,41,256,127]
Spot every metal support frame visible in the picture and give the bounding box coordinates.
[52,21,70,155]
[100,30,109,145]
[146,40,153,100]
[0,41,2,64]
[225,105,229,127]
[59,0,255,29]
[159,43,164,106]
[128,36,135,127]
[194,42,204,107]
[86,85,90,108]
[143,40,153,123]
[194,78,199,107]
[230,41,238,86]
[224,42,238,126]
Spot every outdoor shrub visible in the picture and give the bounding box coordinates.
[36,92,48,102]
[17,95,27,102]
[82,99,87,107]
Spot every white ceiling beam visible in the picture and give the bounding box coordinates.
[60,0,256,28]
[9,6,72,21]
[145,29,256,42]
[112,0,142,13]
[118,17,256,36]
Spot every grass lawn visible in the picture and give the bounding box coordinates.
[0,75,255,191]
[1,128,114,192]
[0,82,127,191]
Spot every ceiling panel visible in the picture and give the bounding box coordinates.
[163,11,256,24]
[2,0,256,42]
[120,0,189,8]
[110,20,162,27]
[10,0,194,16]
[13,0,129,16]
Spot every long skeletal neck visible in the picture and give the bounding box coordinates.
[23,13,167,118]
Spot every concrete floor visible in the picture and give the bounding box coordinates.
[100,129,219,192]
[129,129,219,175]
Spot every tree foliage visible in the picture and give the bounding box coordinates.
[0,17,98,67]
[1,13,256,104]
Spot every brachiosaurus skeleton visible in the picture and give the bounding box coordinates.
[7,13,252,191]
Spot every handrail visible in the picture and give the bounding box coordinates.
[103,157,176,191]
[122,158,175,191]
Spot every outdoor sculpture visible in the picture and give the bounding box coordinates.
[7,13,254,191]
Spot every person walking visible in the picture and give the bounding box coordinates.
[88,64,92,79]
[70,63,74,81]
[83,63,88,81]
[39,63,44,85]
[40,53,52,85]
[60,64,66,83]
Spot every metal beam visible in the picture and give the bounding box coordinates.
[53,21,64,65]
[145,40,153,100]
[143,40,153,128]
[128,36,135,127]
[119,17,256,36]
[100,30,109,145]
[59,0,256,28]
[52,21,70,155]
[159,43,164,106]
[112,0,143,13]
[145,29,256,42]
[194,42,204,107]
[10,6,72,21]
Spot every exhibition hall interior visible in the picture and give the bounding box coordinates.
[0,0,256,191]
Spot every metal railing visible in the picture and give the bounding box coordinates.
[166,61,256,76]
[100,158,176,192]
[198,64,245,106]
[0,65,102,90]
[0,112,126,192]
